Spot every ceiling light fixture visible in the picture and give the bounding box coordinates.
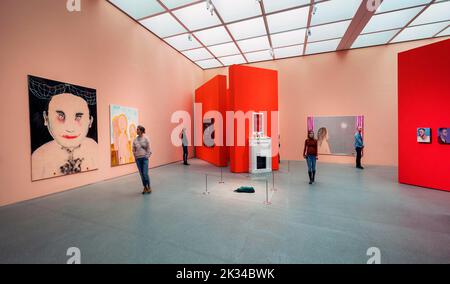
[206,0,215,16]
[366,0,382,12]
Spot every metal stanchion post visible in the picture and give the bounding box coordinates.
[203,174,210,195]
[272,171,277,192]
[264,180,272,205]
[219,167,224,184]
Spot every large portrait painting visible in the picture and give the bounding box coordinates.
[28,75,98,181]
[307,116,364,156]
[110,105,139,166]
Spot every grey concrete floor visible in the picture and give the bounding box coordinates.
[1,159,449,264]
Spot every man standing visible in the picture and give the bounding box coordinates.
[354,127,364,169]
[181,128,189,166]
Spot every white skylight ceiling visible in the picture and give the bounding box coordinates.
[213,0,262,23]
[263,0,311,13]
[164,33,201,50]
[227,17,267,40]
[266,6,309,33]
[271,29,306,48]
[392,21,450,43]
[411,0,450,25]
[275,45,303,59]
[307,20,351,42]
[237,36,271,53]
[437,26,450,36]
[161,0,199,9]
[193,26,231,46]
[306,38,341,55]
[375,0,433,14]
[172,2,221,30]
[110,0,165,19]
[310,0,362,26]
[219,54,247,66]
[363,7,424,34]
[182,48,213,61]
[109,0,450,69]
[245,50,273,63]
[196,58,222,69]
[208,42,240,57]
[352,29,400,48]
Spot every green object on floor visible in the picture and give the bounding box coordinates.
[234,186,255,193]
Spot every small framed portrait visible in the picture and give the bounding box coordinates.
[417,128,431,143]
[438,128,450,144]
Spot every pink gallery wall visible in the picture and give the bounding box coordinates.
[204,37,449,166]
[0,0,203,206]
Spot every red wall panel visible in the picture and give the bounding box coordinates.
[229,65,279,173]
[195,75,228,167]
[398,39,450,191]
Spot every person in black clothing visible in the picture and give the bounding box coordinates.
[354,127,364,169]
[181,128,189,165]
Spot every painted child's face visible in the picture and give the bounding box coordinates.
[46,93,92,148]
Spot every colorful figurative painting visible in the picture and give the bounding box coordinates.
[110,105,139,166]
[28,75,98,181]
[417,128,431,143]
[307,116,364,156]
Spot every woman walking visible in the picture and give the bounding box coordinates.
[133,125,152,194]
[303,130,318,185]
